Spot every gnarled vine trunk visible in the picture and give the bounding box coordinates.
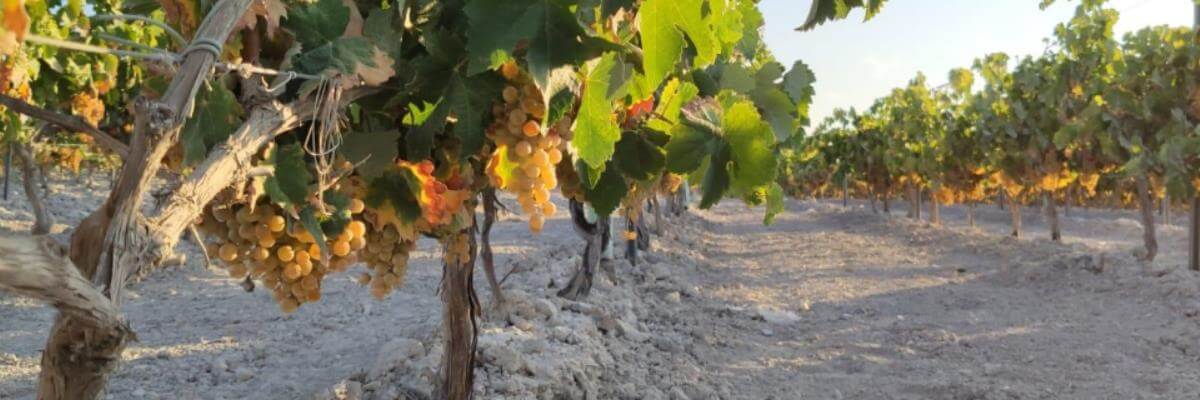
[1043,191,1061,242]
[1136,175,1158,261]
[435,225,480,400]
[929,185,941,226]
[1008,192,1022,238]
[558,200,609,300]
[478,189,503,307]
[906,183,918,219]
[13,143,53,234]
[966,202,976,227]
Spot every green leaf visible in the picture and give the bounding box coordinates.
[763,183,784,225]
[181,82,243,165]
[404,101,449,160]
[364,7,403,59]
[665,124,715,173]
[613,132,666,181]
[299,206,330,262]
[691,69,720,97]
[339,130,401,180]
[699,144,731,209]
[723,101,778,193]
[265,144,312,208]
[463,0,602,90]
[572,52,623,169]
[782,60,816,107]
[320,189,352,237]
[718,63,755,93]
[580,161,627,217]
[640,0,719,92]
[283,0,349,50]
[292,37,376,77]
[646,78,699,132]
[447,73,503,157]
[544,88,576,128]
[365,168,423,223]
[750,86,798,140]
[736,1,763,57]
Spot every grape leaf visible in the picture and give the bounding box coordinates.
[447,72,503,157]
[646,78,699,132]
[665,124,716,174]
[749,86,798,140]
[736,1,763,57]
[365,167,422,223]
[283,0,348,50]
[0,0,28,56]
[320,189,352,237]
[639,0,718,93]
[572,52,623,170]
[181,82,243,165]
[723,100,778,193]
[782,60,816,108]
[463,0,603,90]
[579,160,627,217]
[299,206,330,263]
[763,182,784,225]
[265,143,313,208]
[339,129,401,179]
[699,144,731,209]
[404,100,449,160]
[718,63,755,93]
[613,132,665,181]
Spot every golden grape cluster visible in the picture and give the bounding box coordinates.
[357,222,414,300]
[200,197,366,313]
[486,61,569,233]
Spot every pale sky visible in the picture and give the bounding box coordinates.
[761,0,1194,127]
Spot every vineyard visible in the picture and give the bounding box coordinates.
[2,0,1200,398]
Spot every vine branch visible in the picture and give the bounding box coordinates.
[0,93,130,157]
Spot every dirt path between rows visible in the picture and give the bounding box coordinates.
[4,173,1200,400]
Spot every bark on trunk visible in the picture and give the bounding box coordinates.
[434,226,480,400]
[882,192,890,213]
[40,2,255,398]
[1008,193,1022,238]
[1190,196,1199,271]
[624,216,638,266]
[998,191,1006,210]
[929,186,941,226]
[650,195,664,236]
[868,187,878,213]
[558,200,608,300]
[14,143,53,234]
[1136,176,1158,261]
[966,202,976,227]
[1064,186,1072,218]
[1044,191,1061,243]
[907,184,918,219]
[479,189,503,307]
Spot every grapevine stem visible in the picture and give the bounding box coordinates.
[24,34,178,63]
[93,33,171,55]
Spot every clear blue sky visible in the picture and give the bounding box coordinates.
[761,0,1194,126]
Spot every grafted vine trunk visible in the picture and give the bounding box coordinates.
[906,183,918,219]
[1136,176,1158,261]
[478,189,503,307]
[1043,192,1061,243]
[558,200,609,300]
[650,195,664,235]
[929,186,941,226]
[1064,186,1072,218]
[624,216,638,266]
[14,143,53,234]
[435,226,479,400]
[882,191,890,213]
[966,202,976,227]
[868,187,878,213]
[998,191,1006,210]
[1008,193,1022,238]
[38,2,256,398]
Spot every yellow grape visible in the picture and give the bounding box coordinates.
[502,86,519,103]
[219,243,239,262]
[252,247,271,261]
[282,263,302,280]
[308,243,322,259]
[349,198,366,214]
[347,221,367,238]
[332,240,352,257]
[298,260,313,276]
[236,207,255,223]
[258,235,277,248]
[350,236,367,250]
[357,273,372,285]
[501,61,520,81]
[266,216,286,232]
[229,262,249,278]
[280,299,299,314]
[277,245,295,262]
[254,224,272,240]
[295,249,311,265]
[522,120,540,137]
[541,202,557,216]
[532,149,550,166]
[533,187,550,203]
[529,214,545,233]
[547,148,562,165]
[515,141,534,157]
[522,163,541,179]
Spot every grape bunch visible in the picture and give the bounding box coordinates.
[200,197,367,313]
[486,61,569,233]
[357,223,414,300]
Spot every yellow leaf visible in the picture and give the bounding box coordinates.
[0,0,28,56]
[158,0,198,37]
